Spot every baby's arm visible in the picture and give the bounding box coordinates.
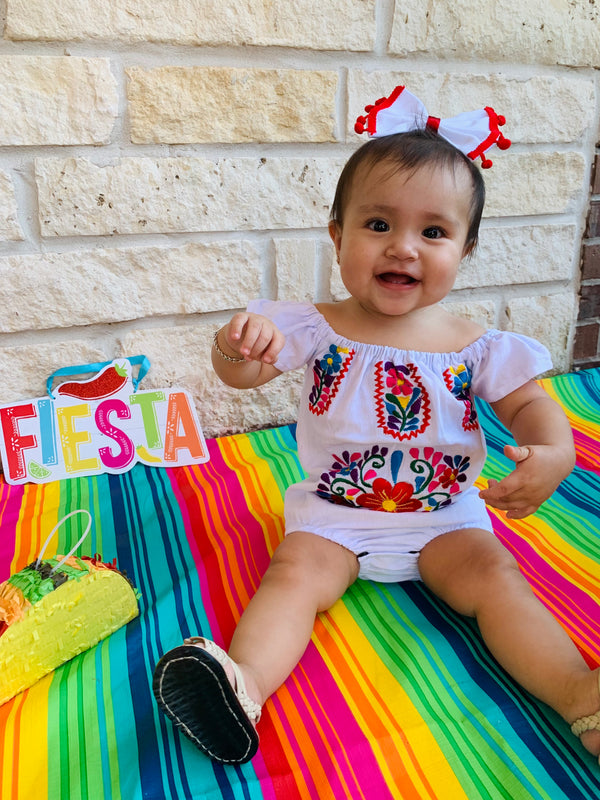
[212,312,284,389]
[479,380,576,519]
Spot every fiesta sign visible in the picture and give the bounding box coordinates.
[0,359,209,485]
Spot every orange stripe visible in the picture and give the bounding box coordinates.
[314,614,437,800]
[514,553,600,661]
[0,690,27,800]
[288,665,369,799]
[266,691,316,800]
[219,435,285,556]
[503,517,600,596]
[213,440,280,589]
[182,462,250,618]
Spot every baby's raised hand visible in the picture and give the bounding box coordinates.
[478,443,569,519]
[224,312,285,364]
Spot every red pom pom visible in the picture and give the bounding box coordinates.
[497,136,511,150]
[355,117,366,134]
[497,114,506,125]
[481,157,493,169]
[365,104,374,112]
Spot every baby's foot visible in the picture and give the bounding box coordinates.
[152,637,262,763]
[567,668,600,760]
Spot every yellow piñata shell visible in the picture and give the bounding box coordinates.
[0,568,138,705]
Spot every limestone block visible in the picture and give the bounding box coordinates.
[456,224,577,290]
[348,72,595,144]
[119,324,303,437]
[0,56,117,146]
[127,67,337,144]
[504,292,577,373]
[6,0,375,50]
[36,157,343,237]
[0,171,23,241]
[484,153,585,218]
[0,341,109,404]
[0,242,260,333]
[275,239,317,302]
[389,0,600,67]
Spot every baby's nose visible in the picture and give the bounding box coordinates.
[385,231,418,260]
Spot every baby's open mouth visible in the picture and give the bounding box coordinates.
[377,272,417,285]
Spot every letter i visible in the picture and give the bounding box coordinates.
[37,399,58,466]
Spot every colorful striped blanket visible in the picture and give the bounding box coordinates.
[1,369,599,799]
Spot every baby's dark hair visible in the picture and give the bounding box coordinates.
[330,128,485,255]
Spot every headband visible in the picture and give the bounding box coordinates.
[354,85,511,168]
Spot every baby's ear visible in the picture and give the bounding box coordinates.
[328,220,342,253]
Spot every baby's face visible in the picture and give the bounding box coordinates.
[329,159,473,322]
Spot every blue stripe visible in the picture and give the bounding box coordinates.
[406,582,600,798]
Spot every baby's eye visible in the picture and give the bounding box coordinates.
[367,219,389,233]
[423,226,445,239]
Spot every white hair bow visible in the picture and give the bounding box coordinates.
[354,86,511,168]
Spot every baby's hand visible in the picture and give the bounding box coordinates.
[478,443,570,519]
[224,312,285,364]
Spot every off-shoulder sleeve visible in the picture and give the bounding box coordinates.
[246,300,321,372]
[469,331,553,403]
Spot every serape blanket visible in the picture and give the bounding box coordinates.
[1,369,599,800]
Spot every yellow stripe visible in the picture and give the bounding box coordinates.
[219,434,286,558]
[1,680,50,800]
[13,483,62,572]
[489,509,600,593]
[314,603,469,800]
[541,380,600,438]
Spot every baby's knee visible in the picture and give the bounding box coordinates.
[267,534,311,575]
[476,540,519,575]
[420,529,522,616]
[266,531,358,603]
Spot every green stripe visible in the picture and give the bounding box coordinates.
[344,581,561,800]
[246,426,305,498]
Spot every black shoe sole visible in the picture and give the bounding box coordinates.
[152,645,259,764]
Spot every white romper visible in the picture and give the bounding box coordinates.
[248,300,553,582]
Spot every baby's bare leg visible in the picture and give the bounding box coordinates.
[229,531,359,706]
[418,528,600,756]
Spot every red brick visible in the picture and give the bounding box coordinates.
[579,284,600,319]
[582,243,600,280]
[586,200,600,238]
[573,322,600,359]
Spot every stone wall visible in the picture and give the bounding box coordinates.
[0,0,598,436]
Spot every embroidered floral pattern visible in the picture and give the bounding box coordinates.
[308,344,355,415]
[443,364,479,431]
[316,446,471,512]
[374,361,431,440]
[355,478,423,513]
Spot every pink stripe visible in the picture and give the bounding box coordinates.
[0,480,23,582]
[271,642,395,799]
[495,517,600,662]
[573,429,600,475]
[170,438,271,640]
[203,441,271,595]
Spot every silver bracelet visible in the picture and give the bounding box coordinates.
[212,330,245,363]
